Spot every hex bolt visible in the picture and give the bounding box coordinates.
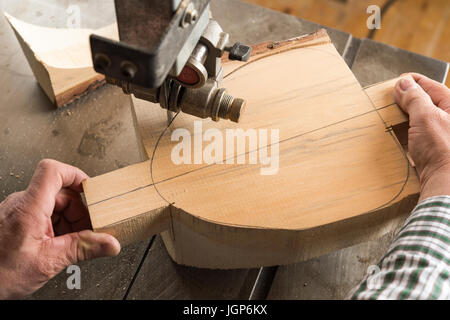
[181,3,198,28]
[185,9,198,24]
[93,53,111,71]
[120,61,138,80]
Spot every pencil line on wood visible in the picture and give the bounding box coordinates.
[89,42,411,215]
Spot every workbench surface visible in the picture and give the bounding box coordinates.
[0,0,447,300]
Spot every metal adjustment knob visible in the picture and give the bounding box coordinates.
[214,90,246,123]
[227,42,252,62]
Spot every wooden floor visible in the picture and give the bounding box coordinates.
[244,0,450,87]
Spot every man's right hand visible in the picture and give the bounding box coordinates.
[395,73,450,201]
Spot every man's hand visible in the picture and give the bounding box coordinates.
[395,73,450,201]
[0,159,120,299]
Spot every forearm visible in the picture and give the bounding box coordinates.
[350,195,450,300]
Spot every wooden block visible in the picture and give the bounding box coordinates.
[83,30,420,269]
[4,13,118,107]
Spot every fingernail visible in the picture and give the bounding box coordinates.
[400,78,415,91]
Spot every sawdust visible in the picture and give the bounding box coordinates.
[78,117,124,159]
[356,255,372,264]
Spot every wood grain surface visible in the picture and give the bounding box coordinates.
[83,30,420,269]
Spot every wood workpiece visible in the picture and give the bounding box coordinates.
[83,30,420,269]
[2,0,447,300]
[4,13,118,107]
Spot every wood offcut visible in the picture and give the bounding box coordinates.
[4,13,118,107]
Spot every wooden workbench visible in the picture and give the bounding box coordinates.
[0,0,447,300]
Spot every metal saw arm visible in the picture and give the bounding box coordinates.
[90,0,251,123]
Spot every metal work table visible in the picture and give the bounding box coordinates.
[0,0,447,300]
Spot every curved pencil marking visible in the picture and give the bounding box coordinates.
[130,37,412,225]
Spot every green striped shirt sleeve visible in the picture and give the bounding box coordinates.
[350,195,450,300]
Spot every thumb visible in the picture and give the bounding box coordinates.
[43,230,121,268]
[395,75,436,124]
